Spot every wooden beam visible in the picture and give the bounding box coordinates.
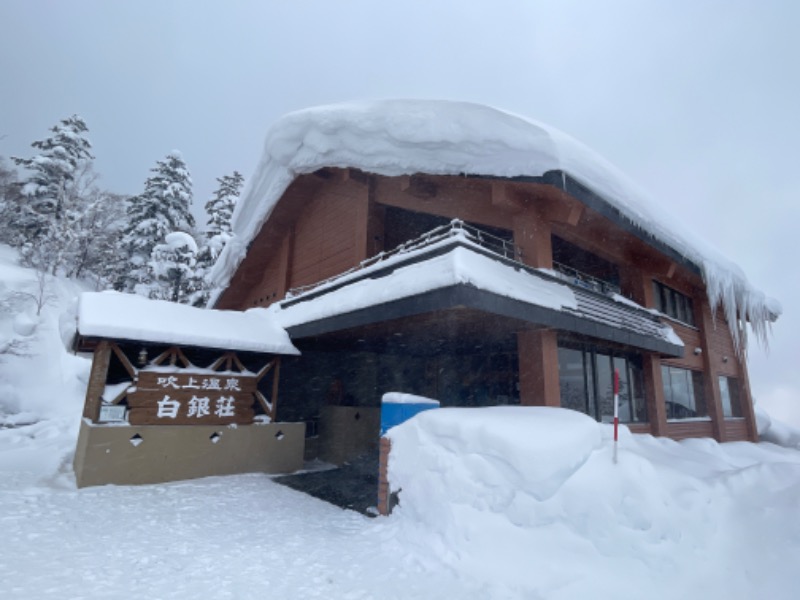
[255,359,275,381]
[109,384,131,405]
[255,391,273,415]
[567,203,584,227]
[490,182,526,213]
[110,342,137,380]
[83,340,111,421]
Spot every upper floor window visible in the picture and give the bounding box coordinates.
[552,236,620,294]
[653,281,695,326]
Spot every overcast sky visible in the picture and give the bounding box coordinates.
[1,1,798,425]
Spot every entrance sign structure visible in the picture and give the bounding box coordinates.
[72,292,303,488]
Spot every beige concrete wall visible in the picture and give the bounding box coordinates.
[73,420,305,488]
[317,406,380,465]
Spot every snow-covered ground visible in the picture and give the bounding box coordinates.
[2,244,800,599]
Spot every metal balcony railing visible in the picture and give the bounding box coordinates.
[285,219,516,299]
[550,261,621,296]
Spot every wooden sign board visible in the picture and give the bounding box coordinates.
[127,371,257,426]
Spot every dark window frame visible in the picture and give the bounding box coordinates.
[653,280,696,327]
[557,340,647,424]
[661,365,707,420]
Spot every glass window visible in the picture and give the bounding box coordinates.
[557,342,646,424]
[662,365,707,419]
[719,376,743,418]
[653,281,695,326]
[558,347,588,414]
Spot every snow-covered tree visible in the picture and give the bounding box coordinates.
[192,171,244,306]
[146,232,201,303]
[121,151,195,292]
[204,171,243,238]
[11,115,93,245]
[9,116,94,273]
[0,158,23,246]
[69,190,130,284]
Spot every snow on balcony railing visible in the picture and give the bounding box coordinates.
[285,220,515,299]
[550,261,621,296]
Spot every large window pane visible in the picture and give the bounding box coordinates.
[662,365,707,419]
[719,376,743,418]
[558,347,588,415]
[595,352,614,423]
[613,356,631,422]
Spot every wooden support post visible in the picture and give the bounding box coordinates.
[517,329,560,407]
[512,212,552,268]
[642,354,667,437]
[737,353,759,442]
[83,340,111,422]
[377,437,393,515]
[698,300,725,442]
[270,357,281,421]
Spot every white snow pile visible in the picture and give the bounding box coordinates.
[78,291,298,355]
[0,245,90,425]
[210,99,779,352]
[757,404,800,449]
[387,406,800,599]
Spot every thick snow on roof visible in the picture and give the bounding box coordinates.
[78,292,298,355]
[272,246,577,329]
[210,99,779,351]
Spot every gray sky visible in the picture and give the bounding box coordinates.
[1,1,798,424]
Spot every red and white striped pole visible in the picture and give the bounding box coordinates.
[613,368,620,464]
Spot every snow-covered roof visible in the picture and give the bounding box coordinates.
[78,291,299,355]
[210,99,780,351]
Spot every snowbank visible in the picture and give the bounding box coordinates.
[78,291,299,355]
[387,406,800,599]
[210,99,779,353]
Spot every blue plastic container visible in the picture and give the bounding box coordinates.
[380,393,439,435]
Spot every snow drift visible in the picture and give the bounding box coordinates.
[387,407,800,599]
[209,99,779,353]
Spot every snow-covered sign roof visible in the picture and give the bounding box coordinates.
[78,291,299,355]
[210,99,780,351]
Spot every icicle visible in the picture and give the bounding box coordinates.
[703,259,779,359]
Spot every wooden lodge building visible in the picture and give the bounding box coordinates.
[206,100,778,466]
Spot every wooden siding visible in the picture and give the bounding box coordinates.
[661,320,703,370]
[241,237,290,308]
[627,423,652,435]
[701,302,741,377]
[666,420,715,440]
[289,179,367,290]
[723,419,749,442]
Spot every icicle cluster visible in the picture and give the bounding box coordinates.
[703,259,780,358]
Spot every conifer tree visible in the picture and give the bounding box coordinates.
[10,115,94,271]
[147,232,200,303]
[193,171,244,306]
[121,151,195,292]
[204,171,243,238]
